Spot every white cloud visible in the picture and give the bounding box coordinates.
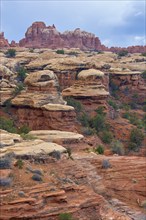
[134,36,146,45]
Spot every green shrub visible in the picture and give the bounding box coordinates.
[111,140,125,155]
[108,99,118,110]
[56,49,65,54]
[17,66,27,82]
[12,83,25,96]
[102,159,111,169]
[15,159,24,169]
[94,145,104,154]
[142,70,146,80]
[18,125,30,134]
[78,112,90,127]
[91,114,106,133]
[95,106,106,116]
[5,49,16,58]
[129,128,144,150]
[82,127,95,136]
[66,98,82,112]
[20,133,36,140]
[59,213,73,220]
[100,131,113,144]
[0,117,17,133]
[117,50,128,57]
[3,99,12,112]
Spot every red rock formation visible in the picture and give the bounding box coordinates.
[0,32,9,48]
[19,21,105,50]
[110,45,146,54]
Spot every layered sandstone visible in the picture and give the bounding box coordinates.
[62,69,109,112]
[109,68,146,103]
[10,70,77,131]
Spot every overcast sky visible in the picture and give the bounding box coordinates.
[1,0,146,47]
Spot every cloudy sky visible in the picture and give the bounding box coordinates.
[1,0,146,47]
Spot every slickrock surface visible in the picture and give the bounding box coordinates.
[0,129,22,147]
[29,130,84,144]
[0,139,66,157]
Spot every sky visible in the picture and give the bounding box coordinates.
[0,0,146,47]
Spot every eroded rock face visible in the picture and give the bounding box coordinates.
[10,70,77,131]
[19,21,105,51]
[63,69,109,112]
[109,69,146,103]
[0,32,9,48]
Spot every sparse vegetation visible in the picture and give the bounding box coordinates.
[56,49,65,54]
[141,70,146,80]
[5,49,16,58]
[66,147,74,160]
[59,213,73,220]
[18,124,30,134]
[108,99,118,110]
[111,140,125,155]
[0,117,17,133]
[32,174,42,182]
[0,178,12,187]
[20,133,36,140]
[102,159,111,169]
[17,66,27,82]
[117,50,128,57]
[128,128,144,151]
[0,158,11,169]
[15,159,24,169]
[100,131,113,144]
[66,97,82,112]
[141,52,146,57]
[94,145,104,154]
[12,83,25,96]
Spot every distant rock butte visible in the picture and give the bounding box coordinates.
[1,21,145,53]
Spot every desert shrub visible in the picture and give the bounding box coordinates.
[17,66,27,82]
[32,169,43,176]
[111,140,125,155]
[102,159,111,169]
[0,117,17,133]
[12,83,25,96]
[128,142,138,151]
[108,99,118,110]
[49,150,61,160]
[129,128,144,151]
[66,97,82,112]
[81,127,95,136]
[94,145,104,154]
[18,125,30,134]
[91,114,106,133]
[59,213,73,220]
[15,159,24,169]
[120,103,131,111]
[5,49,16,58]
[122,112,144,129]
[20,133,36,140]
[78,112,90,127]
[142,70,146,80]
[56,49,65,54]
[3,99,12,112]
[0,158,11,169]
[68,51,78,56]
[32,174,42,182]
[117,50,128,57]
[0,178,12,186]
[109,75,119,98]
[100,131,113,144]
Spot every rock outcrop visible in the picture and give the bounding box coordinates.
[62,69,109,112]
[0,32,9,48]
[10,70,77,131]
[19,21,105,51]
[109,68,146,103]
